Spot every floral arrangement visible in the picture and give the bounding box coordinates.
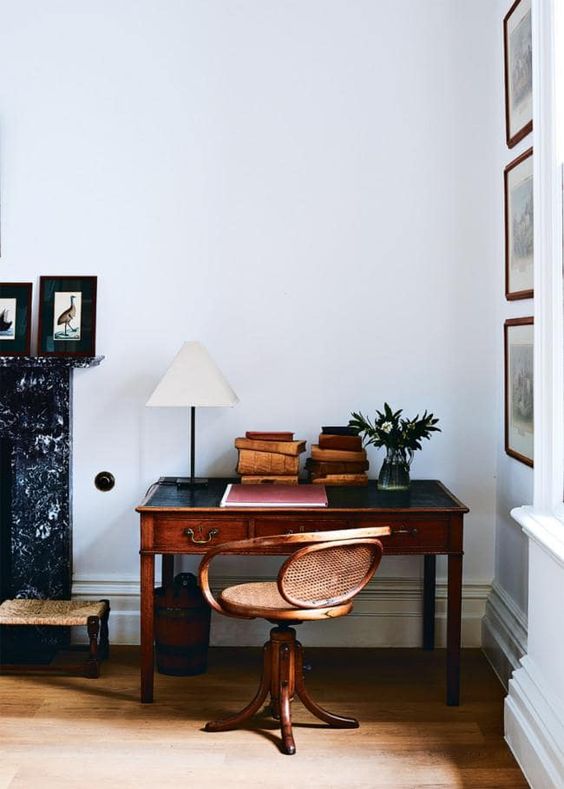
[349,403,440,462]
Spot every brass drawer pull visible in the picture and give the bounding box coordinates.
[183,527,219,544]
[392,527,419,537]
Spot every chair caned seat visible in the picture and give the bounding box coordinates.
[218,582,353,620]
[0,599,108,627]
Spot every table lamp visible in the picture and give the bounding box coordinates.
[146,341,239,488]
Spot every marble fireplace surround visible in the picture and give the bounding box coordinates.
[0,356,103,658]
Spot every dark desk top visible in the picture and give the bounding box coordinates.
[138,478,469,514]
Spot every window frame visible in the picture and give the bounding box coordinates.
[511,0,564,562]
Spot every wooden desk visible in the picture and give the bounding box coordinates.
[137,478,469,706]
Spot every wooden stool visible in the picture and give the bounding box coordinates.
[0,599,110,677]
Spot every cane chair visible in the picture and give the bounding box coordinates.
[198,526,390,755]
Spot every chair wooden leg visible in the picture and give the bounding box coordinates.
[278,643,296,755]
[268,627,295,719]
[205,644,271,732]
[205,627,357,753]
[99,599,110,660]
[85,616,101,678]
[295,642,358,728]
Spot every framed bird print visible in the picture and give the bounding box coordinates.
[38,276,97,357]
[0,282,32,356]
[504,0,532,148]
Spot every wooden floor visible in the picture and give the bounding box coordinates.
[0,646,526,789]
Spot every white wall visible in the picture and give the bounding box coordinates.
[0,0,499,644]
[494,0,533,616]
[482,0,532,686]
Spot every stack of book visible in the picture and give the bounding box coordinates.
[305,426,368,486]
[235,431,307,485]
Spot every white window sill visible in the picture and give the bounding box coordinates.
[511,505,564,568]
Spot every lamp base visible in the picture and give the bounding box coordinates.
[175,477,208,489]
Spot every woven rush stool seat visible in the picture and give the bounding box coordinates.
[0,598,110,678]
[0,599,107,626]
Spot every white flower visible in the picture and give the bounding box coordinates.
[381,421,393,433]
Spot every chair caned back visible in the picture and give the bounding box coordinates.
[277,538,383,609]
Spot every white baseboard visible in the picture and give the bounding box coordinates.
[71,575,490,648]
[505,656,564,788]
[481,581,528,689]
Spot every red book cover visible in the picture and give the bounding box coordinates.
[245,431,294,441]
[220,483,328,508]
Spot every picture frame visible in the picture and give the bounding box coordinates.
[505,147,533,300]
[504,0,532,148]
[504,317,534,466]
[38,276,97,357]
[0,282,32,356]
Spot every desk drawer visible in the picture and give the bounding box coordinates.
[356,516,448,551]
[254,518,349,537]
[152,518,248,551]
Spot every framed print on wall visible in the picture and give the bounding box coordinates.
[504,0,532,148]
[505,147,533,300]
[38,276,97,357]
[505,317,533,466]
[0,283,32,356]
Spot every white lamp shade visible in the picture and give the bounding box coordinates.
[146,342,239,408]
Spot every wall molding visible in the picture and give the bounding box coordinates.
[505,656,564,789]
[481,581,527,689]
[72,575,490,647]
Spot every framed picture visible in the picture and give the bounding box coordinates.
[504,0,532,148]
[0,283,32,356]
[38,276,97,357]
[505,317,533,466]
[505,147,533,300]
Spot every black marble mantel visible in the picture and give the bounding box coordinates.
[0,356,103,660]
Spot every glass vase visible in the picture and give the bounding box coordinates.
[378,447,412,491]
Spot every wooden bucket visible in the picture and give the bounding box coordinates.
[154,573,211,676]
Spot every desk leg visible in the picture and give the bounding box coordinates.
[446,554,462,706]
[140,553,155,703]
[162,555,174,587]
[422,555,436,650]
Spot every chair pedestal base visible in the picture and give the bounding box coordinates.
[205,625,358,755]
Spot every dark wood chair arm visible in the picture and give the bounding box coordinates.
[206,526,391,558]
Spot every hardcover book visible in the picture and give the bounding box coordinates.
[235,437,306,457]
[321,426,359,436]
[310,445,367,463]
[237,450,300,475]
[310,473,368,486]
[318,434,363,451]
[240,475,299,485]
[221,483,328,507]
[245,431,294,441]
[305,459,369,474]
